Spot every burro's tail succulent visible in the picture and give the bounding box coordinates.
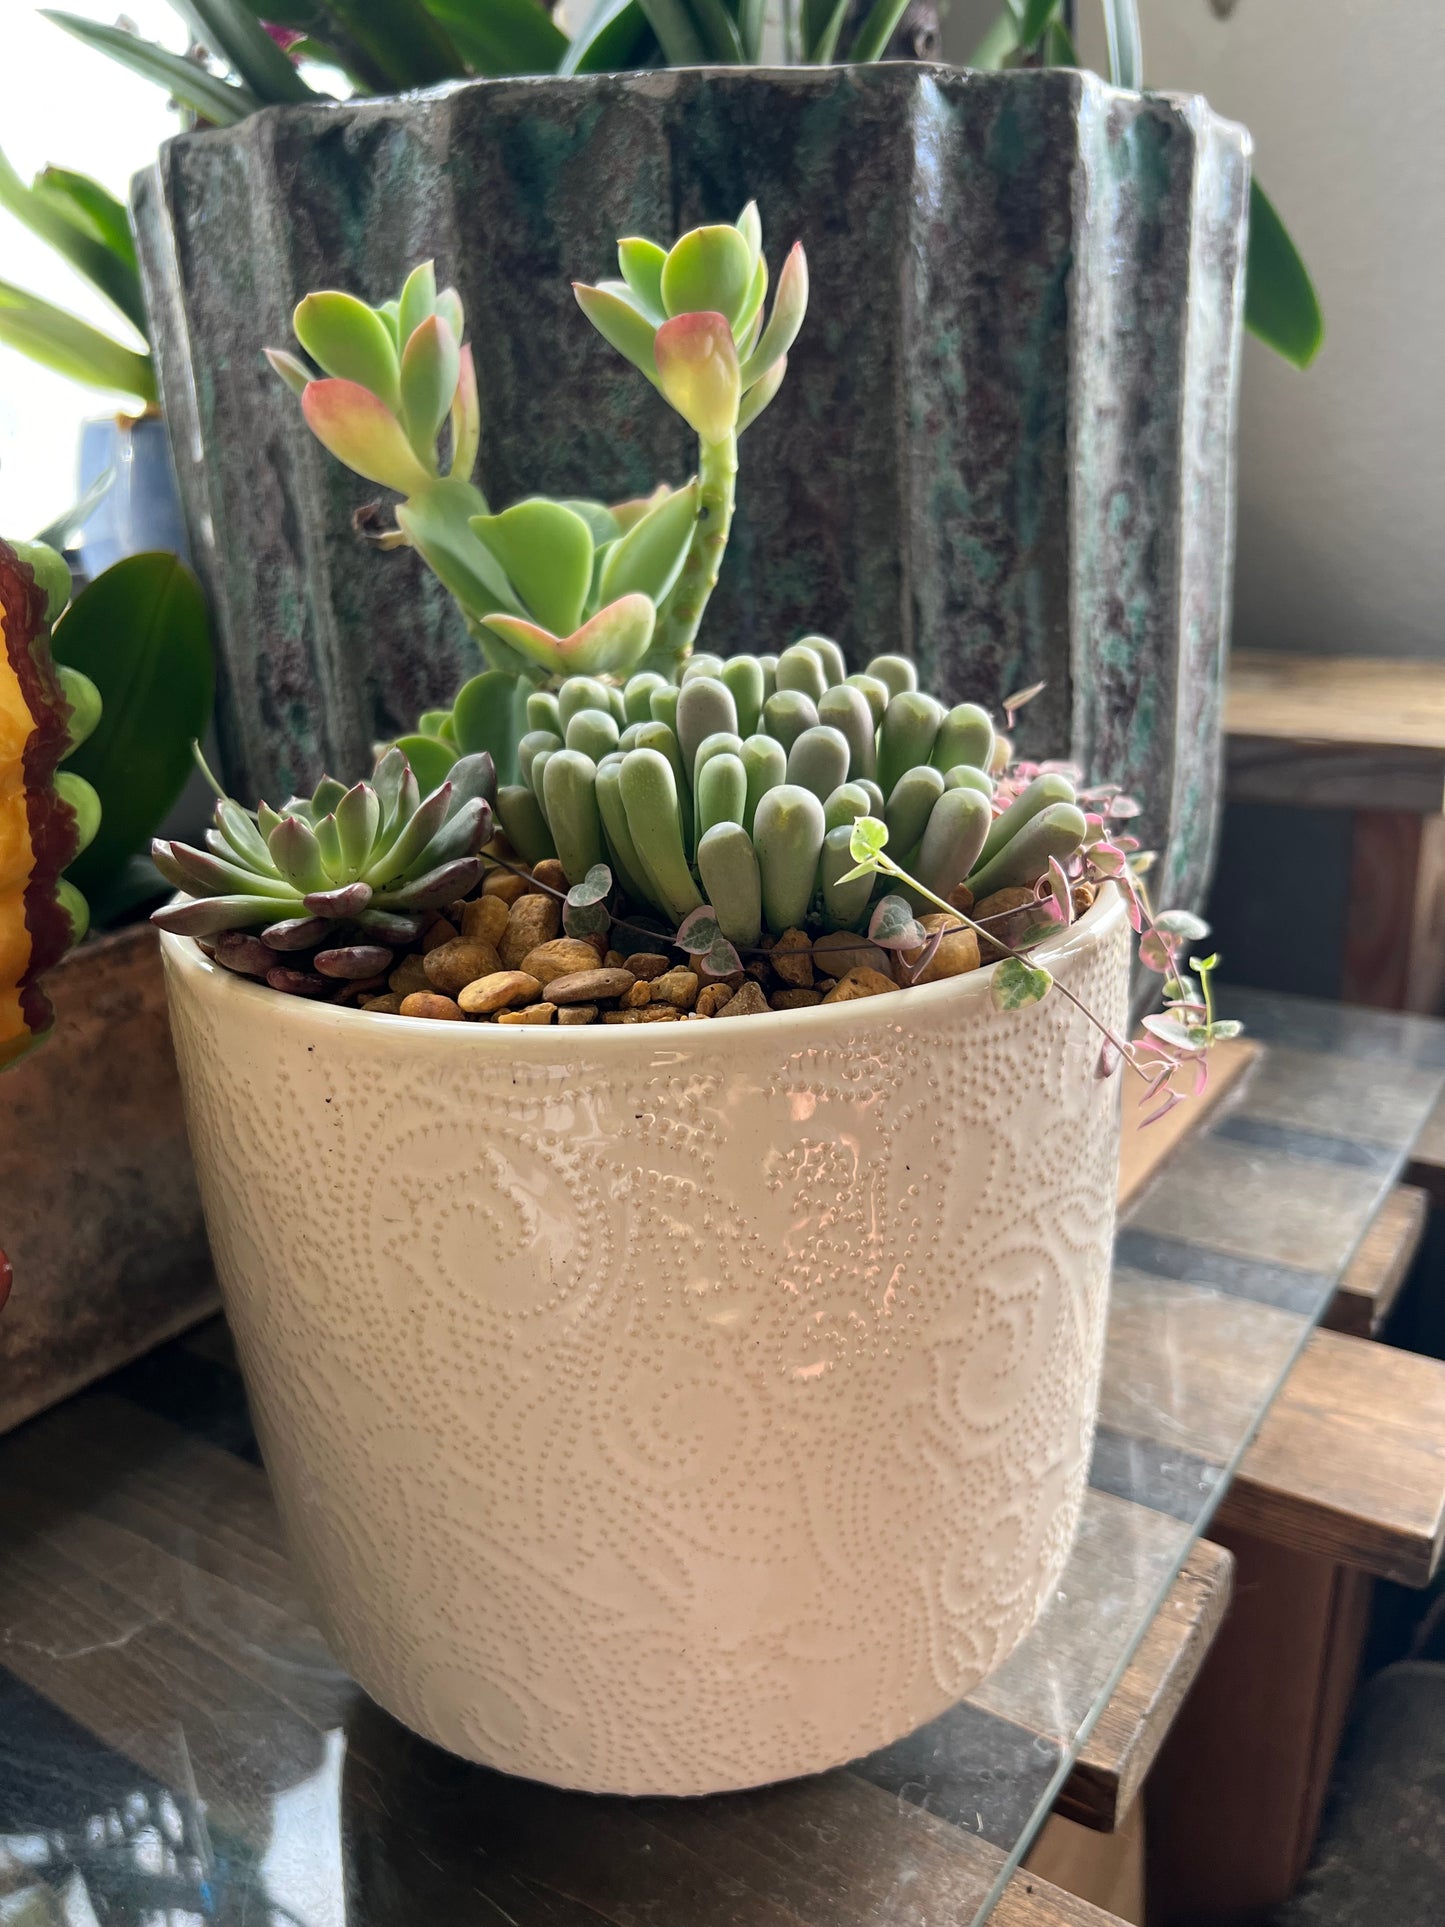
[482,639,1087,945]
[151,747,495,956]
[266,205,806,770]
[0,538,101,1068]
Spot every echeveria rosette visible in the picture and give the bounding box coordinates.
[0,537,102,1070]
[574,202,809,673]
[150,746,495,943]
[265,265,690,701]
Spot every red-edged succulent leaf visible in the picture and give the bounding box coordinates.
[300,379,433,495]
[653,312,740,445]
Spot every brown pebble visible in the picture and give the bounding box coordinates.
[520,937,606,986]
[497,1002,556,1025]
[811,931,892,979]
[460,895,510,949]
[361,992,406,1015]
[639,1004,682,1022]
[626,952,672,981]
[695,983,732,1017]
[650,966,700,1010]
[744,957,775,987]
[548,967,635,1006]
[424,937,503,997]
[482,870,529,905]
[388,954,431,998]
[603,1010,641,1024]
[771,929,814,988]
[902,913,981,984]
[973,886,1040,958]
[500,892,561,969]
[622,980,653,1008]
[715,980,770,1019]
[530,858,567,893]
[557,1004,599,1025]
[603,950,625,971]
[400,992,465,1021]
[949,882,976,915]
[821,967,898,1003]
[457,970,542,1016]
[421,915,458,953]
[1072,880,1097,916]
[771,987,824,1010]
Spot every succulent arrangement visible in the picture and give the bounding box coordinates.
[265,205,803,782]
[0,537,102,1070]
[152,195,1237,1121]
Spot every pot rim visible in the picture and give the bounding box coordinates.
[160,884,1125,1053]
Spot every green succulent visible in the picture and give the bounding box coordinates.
[150,748,496,942]
[413,639,1088,945]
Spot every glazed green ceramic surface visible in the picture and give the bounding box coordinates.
[132,64,1249,911]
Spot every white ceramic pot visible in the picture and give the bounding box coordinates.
[161,886,1129,1795]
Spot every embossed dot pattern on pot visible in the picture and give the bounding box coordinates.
[160,890,1129,1797]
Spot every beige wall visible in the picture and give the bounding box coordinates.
[941,0,1445,660]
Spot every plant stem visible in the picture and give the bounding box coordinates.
[645,431,736,674]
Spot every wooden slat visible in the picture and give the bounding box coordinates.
[1115,1038,1259,1212]
[1228,654,1445,755]
[1222,1326,1445,1586]
[1225,735,1445,814]
[1323,1184,1428,1336]
[1057,1540,1232,1831]
[1404,1087,1445,1205]
[1341,810,1445,1012]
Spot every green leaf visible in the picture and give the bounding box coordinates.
[470,498,595,638]
[736,0,764,60]
[846,0,911,63]
[559,0,652,74]
[1045,15,1078,62]
[684,0,745,59]
[992,956,1054,1011]
[484,593,656,678]
[294,291,401,411]
[968,7,1018,68]
[425,0,569,73]
[0,145,148,338]
[807,0,848,60]
[572,282,660,385]
[597,480,698,608]
[399,314,460,459]
[618,237,667,323]
[661,225,754,325]
[395,477,526,620]
[50,554,213,905]
[1245,178,1323,369]
[848,814,889,866]
[0,279,155,403]
[396,259,437,345]
[1098,0,1141,90]
[393,731,457,794]
[633,0,709,63]
[314,0,465,87]
[1017,0,1057,47]
[451,667,530,786]
[41,13,262,124]
[168,0,317,101]
[653,312,741,444]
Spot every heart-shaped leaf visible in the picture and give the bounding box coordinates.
[991,956,1054,1011]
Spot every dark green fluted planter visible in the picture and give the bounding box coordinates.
[132,64,1249,912]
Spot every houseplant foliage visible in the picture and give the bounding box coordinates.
[0,143,154,406]
[266,207,804,780]
[969,0,1322,367]
[0,538,101,1070]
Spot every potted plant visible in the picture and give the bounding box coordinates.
[0,531,214,1433]
[150,205,1234,1794]
[0,144,189,574]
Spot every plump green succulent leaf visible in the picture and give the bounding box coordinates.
[294,292,401,413]
[735,200,762,268]
[561,498,624,545]
[265,346,313,396]
[740,241,808,387]
[597,480,699,611]
[471,498,595,639]
[393,732,457,794]
[395,478,524,620]
[301,378,433,494]
[449,343,480,481]
[451,668,530,788]
[617,237,667,322]
[653,312,740,445]
[399,314,459,463]
[483,593,656,679]
[573,281,660,384]
[660,224,754,327]
[396,259,437,344]
[736,354,787,434]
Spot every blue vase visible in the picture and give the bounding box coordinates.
[76,413,189,579]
